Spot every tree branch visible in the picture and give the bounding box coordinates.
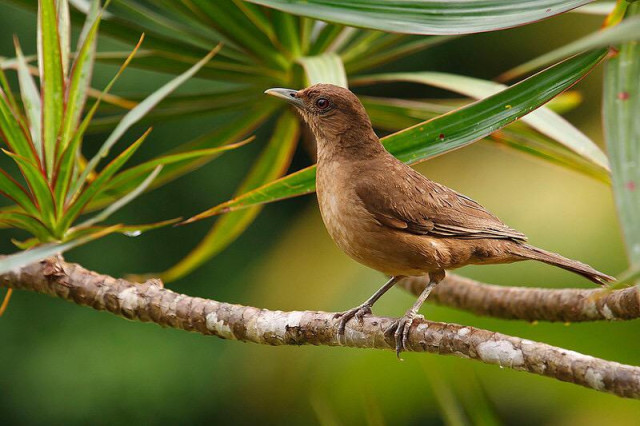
[1,257,640,399]
[400,274,640,322]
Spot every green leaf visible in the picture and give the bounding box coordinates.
[13,38,42,160]
[73,45,221,196]
[76,165,163,228]
[0,210,52,241]
[86,106,273,214]
[573,2,615,15]
[273,10,301,57]
[94,49,278,85]
[108,0,217,51]
[499,14,640,81]
[182,0,287,69]
[298,52,348,87]
[69,218,181,240]
[101,136,254,200]
[363,92,582,128]
[0,68,22,112]
[3,149,56,229]
[493,125,610,183]
[362,96,452,131]
[85,88,258,133]
[58,34,145,207]
[60,128,151,234]
[59,0,101,157]
[352,71,610,172]
[308,23,345,55]
[39,0,65,178]
[363,96,608,182]
[0,169,40,218]
[57,0,70,78]
[76,0,101,48]
[343,34,455,74]
[232,0,278,44]
[603,3,640,264]
[192,49,607,217]
[246,0,594,35]
[113,218,182,236]
[162,110,300,282]
[0,225,120,275]
[0,87,38,165]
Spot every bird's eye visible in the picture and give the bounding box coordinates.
[315,98,330,109]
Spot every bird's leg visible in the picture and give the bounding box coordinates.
[386,270,445,358]
[335,275,402,338]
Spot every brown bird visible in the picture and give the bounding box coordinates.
[265,84,613,355]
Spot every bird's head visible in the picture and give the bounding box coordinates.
[265,84,376,155]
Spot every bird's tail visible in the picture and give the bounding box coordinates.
[511,244,614,286]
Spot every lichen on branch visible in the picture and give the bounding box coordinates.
[401,274,640,322]
[2,257,640,399]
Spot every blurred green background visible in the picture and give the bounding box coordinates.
[1,2,638,424]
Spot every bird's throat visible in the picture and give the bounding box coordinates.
[315,129,384,164]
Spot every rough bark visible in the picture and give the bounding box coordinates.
[1,257,640,399]
[400,275,640,322]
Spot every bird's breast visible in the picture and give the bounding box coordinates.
[316,160,423,276]
[316,160,363,250]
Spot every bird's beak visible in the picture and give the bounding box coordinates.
[264,88,304,109]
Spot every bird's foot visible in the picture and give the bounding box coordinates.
[385,311,424,359]
[334,303,372,340]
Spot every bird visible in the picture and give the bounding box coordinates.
[265,83,614,355]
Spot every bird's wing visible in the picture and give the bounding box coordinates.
[355,166,527,241]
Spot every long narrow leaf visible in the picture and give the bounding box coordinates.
[102,136,254,198]
[163,111,300,282]
[67,219,180,240]
[57,0,70,78]
[86,106,273,212]
[0,210,52,241]
[363,96,608,182]
[362,96,451,130]
[60,128,151,234]
[74,44,221,193]
[4,150,56,228]
[188,49,607,218]
[39,0,65,178]
[246,0,593,35]
[59,34,145,206]
[0,225,120,275]
[76,165,162,228]
[603,3,640,264]
[298,53,348,87]
[352,71,610,172]
[499,15,640,81]
[14,38,42,159]
[76,0,100,48]
[59,0,101,156]
[232,0,277,44]
[0,169,40,217]
[573,2,615,15]
[308,23,344,55]
[0,88,38,164]
[273,10,301,57]
[0,68,21,113]
[343,35,454,74]
[186,0,287,69]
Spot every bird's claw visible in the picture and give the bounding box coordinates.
[385,312,424,359]
[334,304,372,340]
